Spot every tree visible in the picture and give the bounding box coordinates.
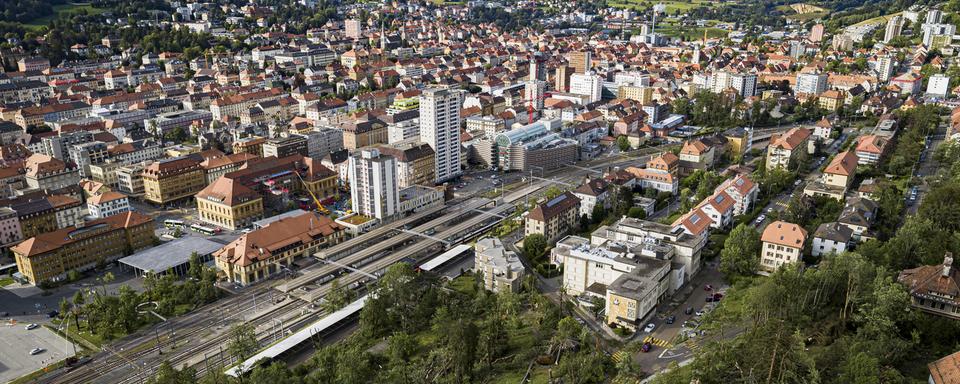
[919,183,960,232]
[386,332,417,363]
[148,361,197,384]
[188,252,202,280]
[591,204,607,224]
[627,206,646,219]
[544,185,564,199]
[226,323,258,363]
[522,234,548,262]
[719,224,761,278]
[616,135,632,152]
[322,278,354,312]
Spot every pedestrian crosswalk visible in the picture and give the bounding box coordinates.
[643,336,671,347]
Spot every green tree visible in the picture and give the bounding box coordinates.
[226,323,258,363]
[322,278,354,313]
[719,224,762,278]
[627,206,646,219]
[386,332,417,363]
[522,233,548,262]
[148,361,197,384]
[591,204,607,224]
[617,135,632,152]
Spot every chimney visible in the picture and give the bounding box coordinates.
[944,252,954,277]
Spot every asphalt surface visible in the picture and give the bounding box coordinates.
[0,323,78,383]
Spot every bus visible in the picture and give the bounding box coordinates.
[189,224,221,236]
[164,219,186,229]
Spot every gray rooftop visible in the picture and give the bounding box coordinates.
[253,209,309,229]
[118,237,224,273]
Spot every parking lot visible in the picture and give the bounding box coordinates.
[0,321,77,383]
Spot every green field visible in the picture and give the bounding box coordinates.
[609,0,722,13]
[852,11,903,27]
[23,3,106,29]
[656,25,730,39]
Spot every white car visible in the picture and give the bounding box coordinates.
[25,323,38,330]
[29,348,44,355]
[643,323,656,333]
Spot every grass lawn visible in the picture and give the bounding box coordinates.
[786,11,828,22]
[23,3,106,29]
[449,274,478,296]
[609,0,721,13]
[49,320,103,350]
[9,359,68,384]
[852,12,903,27]
[0,276,14,287]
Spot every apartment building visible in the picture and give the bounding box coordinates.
[209,88,284,120]
[24,154,80,191]
[474,237,525,293]
[526,192,581,244]
[713,174,759,216]
[766,127,812,170]
[0,207,23,246]
[419,87,463,183]
[262,135,309,158]
[551,235,670,330]
[214,211,344,286]
[13,212,155,285]
[87,191,132,219]
[374,142,436,188]
[854,135,890,166]
[196,176,264,230]
[760,221,808,273]
[142,155,206,205]
[349,149,398,220]
[572,178,610,220]
[116,163,147,196]
[625,152,679,194]
[804,150,858,200]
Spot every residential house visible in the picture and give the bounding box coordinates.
[811,222,853,257]
[760,221,808,273]
[898,253,960,320]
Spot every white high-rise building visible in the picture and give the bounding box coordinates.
[711,70,732,94]
[877,55,895,82]
[730,73,757,98]
[348,149,398,220]
[922,23,956,47]
[884,15,903,43]
[927,9,943,24]
[796,72,829,95]
[570,72,603,103]
[524,80,546,111]
[419,88,463,183]
[926,73,951,98]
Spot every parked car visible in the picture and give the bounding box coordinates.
[643,323,656,333]
[29,348,44,355]
[695,309,706,317]
[46,310,59,318]
[665,315,676,324]
[684,307,694,315]
[713,293,724,301]
[25,323,38,330]
[641,342,652,353]
[705,296,714,303]
[703,284,713,291]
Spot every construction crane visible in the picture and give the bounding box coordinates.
[294,170,330,215]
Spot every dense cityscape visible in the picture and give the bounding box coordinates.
[0,0,959,383]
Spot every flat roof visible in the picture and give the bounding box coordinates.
[420,244,472,272]
[225,295,369,377]
[253,209,309,229]
[118,237,224,273]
